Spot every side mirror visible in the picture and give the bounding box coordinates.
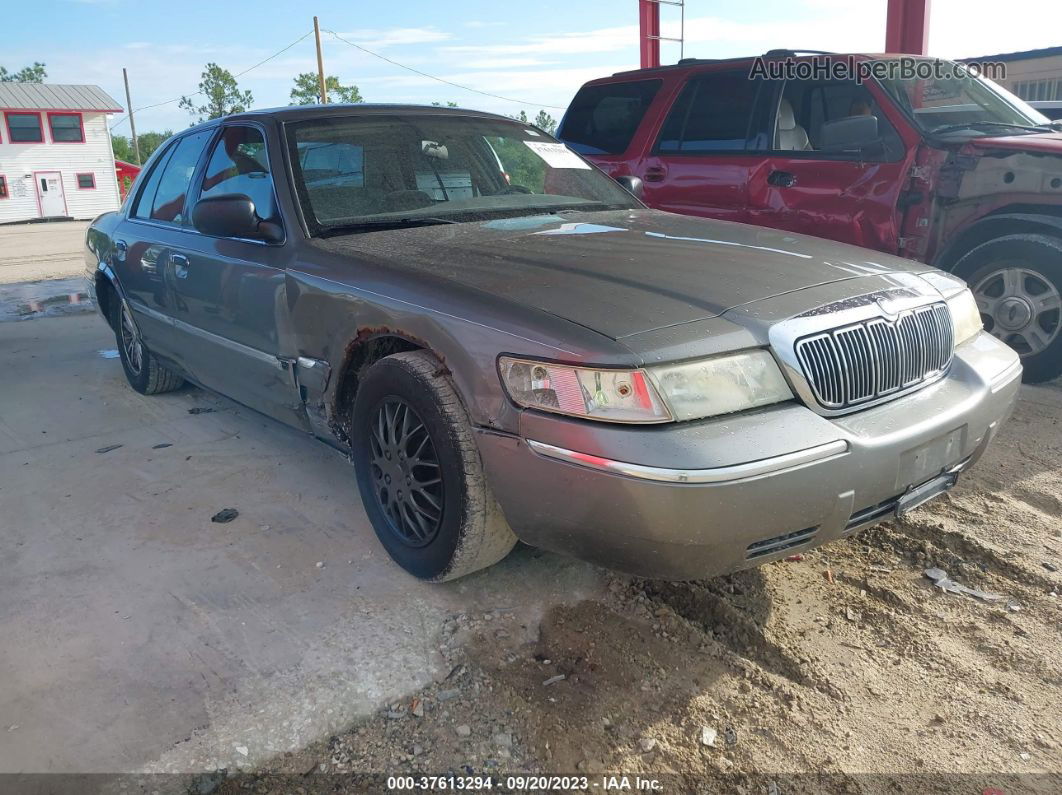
[615,175,644,200]
[192,194,282,243]
[819,115,882,156]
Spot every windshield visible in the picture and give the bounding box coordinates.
[287,114,639,233]
[874,58,1052,135]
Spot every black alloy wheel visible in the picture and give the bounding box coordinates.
[367,397,445,547]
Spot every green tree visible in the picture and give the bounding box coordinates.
[431,101,459,107]
[289,72,362,105]
[179,63,253,122]
[0,62,47,82]
[111,134,136,163]
[111,130,174,165]
[533,110,557,135]
[138,130,173,161]
[510,110,558,135]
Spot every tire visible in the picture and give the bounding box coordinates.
[112,299,185,395]
[953,234,1062,383]
[351,351,517,581]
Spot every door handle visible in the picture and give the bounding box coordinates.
[171,253,190,280]
[767,170,797,188]
[113,239,128,263]
[643,165,667,183]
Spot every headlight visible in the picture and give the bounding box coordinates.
[946,288,982,345]
[498,357,671,423]
[647,350,794,421]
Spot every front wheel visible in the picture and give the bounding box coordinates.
[351,351,517,581]
[954,234,1062,383]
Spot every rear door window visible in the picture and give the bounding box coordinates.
[145,129,211,222]
[130,143,175,219]
[559,79,662,155]
[657,70,759,153]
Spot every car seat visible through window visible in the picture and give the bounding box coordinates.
[775,98,811,151]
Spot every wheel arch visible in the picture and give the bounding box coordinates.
[93,265,121,332]
[935,210,1062,271]
[329,329,435,444]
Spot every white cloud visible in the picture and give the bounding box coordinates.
[458,58,556,70]
[441,24,635,58]
[331,27,452,48]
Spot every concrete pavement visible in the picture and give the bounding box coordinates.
[0,311,605,773]
[0,221,90,284]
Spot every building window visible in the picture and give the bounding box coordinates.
[5,112,44,143]
[0,175,8,199]
[49,113,84,143]
[1015,79,1062,102]
[77,173,96,189]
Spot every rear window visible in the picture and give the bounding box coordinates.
[559,79,661,155]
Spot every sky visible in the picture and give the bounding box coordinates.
[3,0,1061,136]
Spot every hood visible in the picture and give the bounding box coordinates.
[317,209,930,339]
[966,131,1062,155]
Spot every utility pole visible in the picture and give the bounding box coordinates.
[122,67,141,164]
[313,16,328,104]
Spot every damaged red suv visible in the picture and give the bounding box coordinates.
[559,51,1062,382]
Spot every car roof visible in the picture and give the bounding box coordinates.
[185,104,522,132]
[602,50,924,80]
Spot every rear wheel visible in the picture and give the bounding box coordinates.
[351,351,517,581]
[114,300,185,395]
[954,234,1062,383]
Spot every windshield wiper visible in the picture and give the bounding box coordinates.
[319,217,459,236]
[931,121,1053,135]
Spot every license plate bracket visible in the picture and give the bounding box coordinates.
[895,471,958,517]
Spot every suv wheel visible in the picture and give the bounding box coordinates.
[351,351,517,581]
[954,234,1062,383]
[114,300,185,395]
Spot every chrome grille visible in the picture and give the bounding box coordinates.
[795,303,954,410]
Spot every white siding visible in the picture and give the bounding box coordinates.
[0,112,122,223]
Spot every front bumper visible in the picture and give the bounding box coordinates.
[476,332,1021,580]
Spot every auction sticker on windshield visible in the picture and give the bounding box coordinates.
[524,141,591,169]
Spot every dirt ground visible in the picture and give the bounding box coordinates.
[203,382,1061,794]
[0,221,89,284]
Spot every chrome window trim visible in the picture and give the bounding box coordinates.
[526,438,849,484]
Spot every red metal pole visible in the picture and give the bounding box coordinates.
[885,0,931,55]
[639,0,661,69]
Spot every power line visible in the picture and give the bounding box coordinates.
[324,28,568,110]
[109,30,314,132]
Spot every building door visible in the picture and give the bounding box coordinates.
[36,172,67,217]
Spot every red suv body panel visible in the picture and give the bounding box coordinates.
[559,54,1062,269]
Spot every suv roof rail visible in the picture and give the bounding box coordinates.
[608,49,841,77]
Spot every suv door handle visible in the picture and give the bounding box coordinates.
[767,170,797,188]
[171,253,190,280]
[643,165,667,183]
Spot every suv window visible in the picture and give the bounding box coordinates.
[657,71,758,153]
[774,79,905,160]
[136,130,211,224]
[199,126,279,222]
[559,80,662,155]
